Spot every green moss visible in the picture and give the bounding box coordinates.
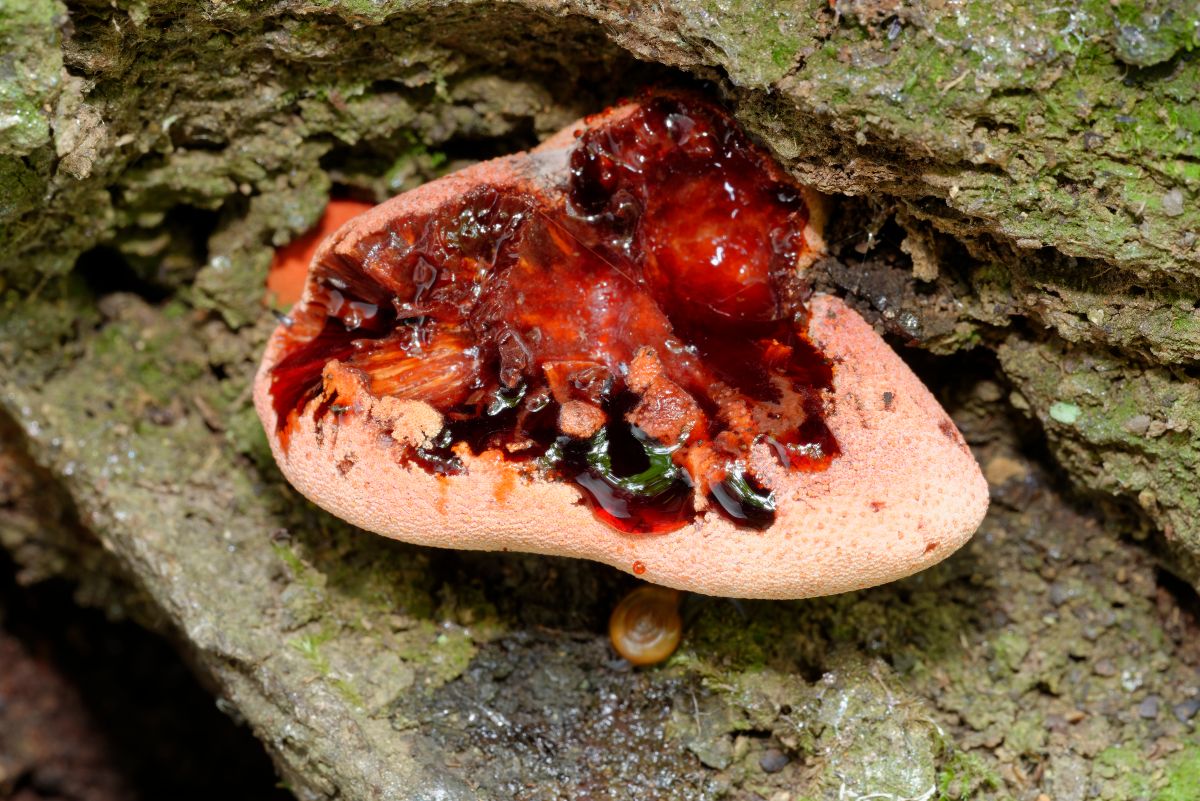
[0,276,97,369]
[1159,744,1200,801]
[652,0,826,87]
[225,399,274,469]
[1003,714,1047,757]
[274,542,315,585]
[0,0,63,157]
[682,598,824,673]
[786,0,1200,277]
[291,630,369,707]
[1095,745,1153,799]
[1110,1,1200,67]
[936,749,1001,800]
[1000,335,1200,583]
[380,135,449,195]
[426,626,478,683]
[293,630,335,674]
[812,654,939,798]
[0,156,47,223]
[989,630,1030,675]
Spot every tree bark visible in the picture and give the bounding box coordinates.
[2,2,1199,798]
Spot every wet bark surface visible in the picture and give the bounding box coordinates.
[2,1,1200,799]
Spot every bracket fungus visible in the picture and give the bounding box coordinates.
[253,91,988,599]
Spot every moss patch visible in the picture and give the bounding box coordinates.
[1000,333,1200,583]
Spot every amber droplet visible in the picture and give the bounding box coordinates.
[608,585,683,666]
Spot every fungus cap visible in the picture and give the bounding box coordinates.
[253,97,989,599]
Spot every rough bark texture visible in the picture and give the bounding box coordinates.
[2,1,1200,799]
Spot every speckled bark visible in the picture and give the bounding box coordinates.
[2,1,1200,799]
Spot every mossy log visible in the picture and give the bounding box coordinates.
[2,2,1199,799]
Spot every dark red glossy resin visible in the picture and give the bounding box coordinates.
[269,93,838,533]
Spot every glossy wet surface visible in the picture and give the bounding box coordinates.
[269,94,836,532]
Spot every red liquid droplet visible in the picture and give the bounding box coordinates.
[632,560,647,576]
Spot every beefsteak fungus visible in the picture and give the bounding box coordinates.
[253,92,988,599]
